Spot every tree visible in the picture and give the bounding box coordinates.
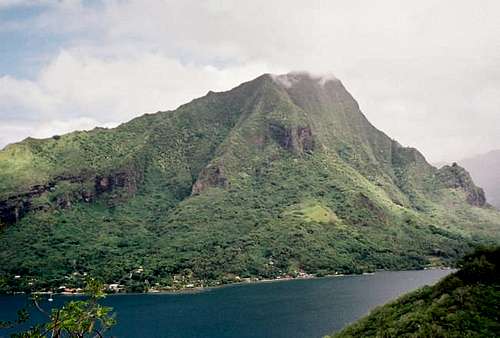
[1,278,116,338]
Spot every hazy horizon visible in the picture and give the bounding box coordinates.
[1,1,500,163]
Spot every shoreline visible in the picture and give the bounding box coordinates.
[146,267,454,295]
[5,267,455,297]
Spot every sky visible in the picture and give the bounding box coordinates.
[0,0,499,163]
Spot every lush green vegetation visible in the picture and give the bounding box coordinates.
[328,247,500,338]
[1,73,499,293]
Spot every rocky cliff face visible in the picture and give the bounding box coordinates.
[268,123,315,154]
[0,170,140,226]
[1,71,499,293]
[191,163,228,195]
[459,150,500,209]
[438,163,487,207]
[0,185,49,225]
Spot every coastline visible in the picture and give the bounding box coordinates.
[7,267,455,297]
[146,267,455,295]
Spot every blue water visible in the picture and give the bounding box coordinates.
[0,270,452,338]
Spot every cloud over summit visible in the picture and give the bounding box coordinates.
[1,0,500,162]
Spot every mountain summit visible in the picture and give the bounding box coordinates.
[459,150,500,209]
[0,72,499,292]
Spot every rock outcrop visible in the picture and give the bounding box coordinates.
[0,171,139,226]
[268,123,315,154]
[191,163,228,195]
[438,163,487,207]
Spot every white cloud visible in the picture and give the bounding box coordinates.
[1,0,500,162]
[0,0,35,7]
[0,0,56,9]
[0,49,272,147]
[0,117,115,148]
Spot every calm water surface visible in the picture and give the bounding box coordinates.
[0,270,452,338]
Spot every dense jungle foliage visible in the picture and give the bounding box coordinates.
[1,73,499,293]
[329,247,500,338]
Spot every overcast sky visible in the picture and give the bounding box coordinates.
[1,0,499,163]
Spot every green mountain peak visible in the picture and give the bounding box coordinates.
[0,73,499,293]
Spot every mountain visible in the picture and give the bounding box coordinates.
[459,150,500,209]
[328,247,500,337]
[1,72,499,293]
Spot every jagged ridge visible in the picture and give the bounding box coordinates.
[0,72,499,293]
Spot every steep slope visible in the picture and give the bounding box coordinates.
[459,150,500,209]
[0,72,499,293]
[328,247,500,338]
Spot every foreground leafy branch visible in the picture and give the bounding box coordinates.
[1,278,116,338]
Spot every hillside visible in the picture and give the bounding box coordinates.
[1,72,500,293]
[329,247,500,338]
[459,150,500,209]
